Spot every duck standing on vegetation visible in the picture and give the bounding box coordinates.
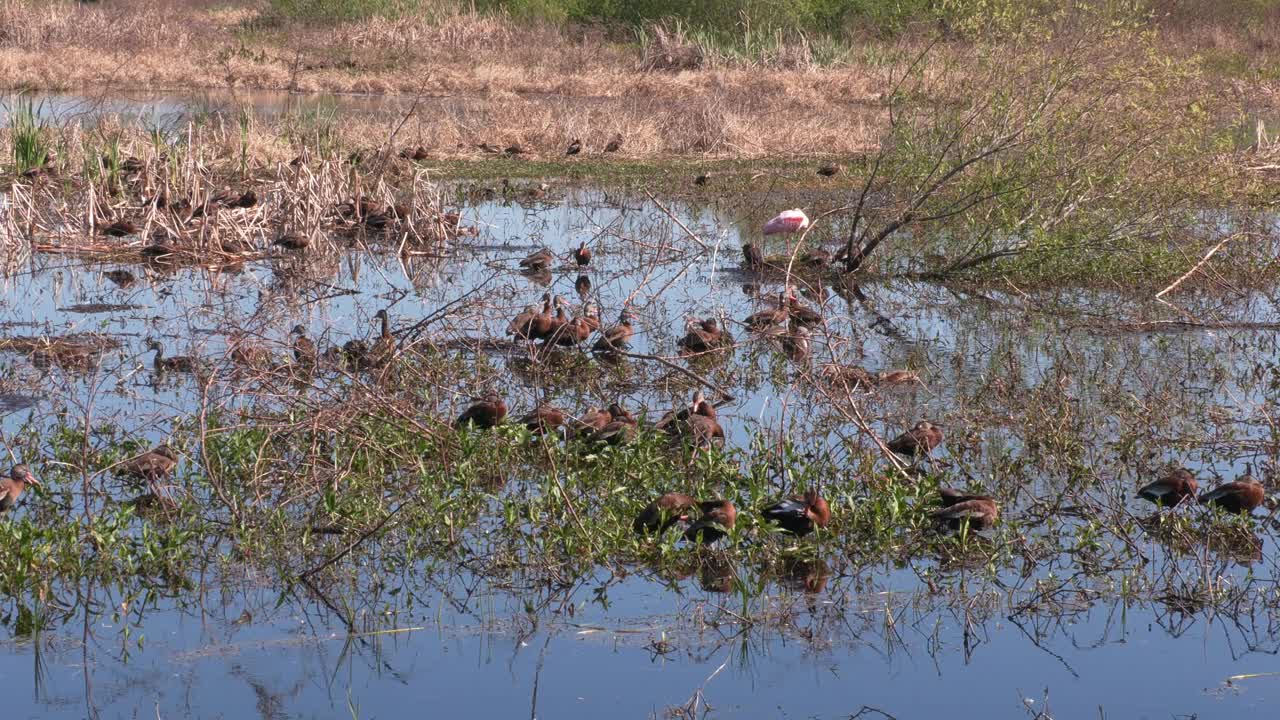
[119,445,178,482]
[761,489,830,537]
[1199,477,1267,514]
[745,292,789,332]
[786,291,822,327]
[147,339,198,373]
[593,310,635,353]
[665,392,725,450]
[566,139,582,156]
[590,402,639,446]
[573,242,592,267]
[604,133,623,153]
[634,492,699,535]
[1137,468,1199,508]
[456,392,508,430]
[932,488,999,530]
[684,500,737,545]
[887,421,944,457]
[677,317,730,354]
[290,325,317,367]
[0,465,39,513]
[519,248,555,271]
[509,293,555,341]
[519,403,566,435]
[569,405,613,440]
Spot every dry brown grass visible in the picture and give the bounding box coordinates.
[0,1,1274,161]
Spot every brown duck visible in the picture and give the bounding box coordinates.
[519,403,566,435]
[634,492,699,534]
[1137,468,1199,508]
[455,392,507,430]
[683,500,737,544]
[761,489,830,537]
[932,488,999,530]
[742,243,765,270]
[590,403,639,446]
[119,445,178,482]
[665,394,725,450]
[0,465,39,512]
[290,325,318,366]
[744,292,789,331]
[887,421,944,456]
[593,310,635,353]
[147,340,198,373]
[677,317,730,354]
[573,242,592,267]
[1199,477,1267,514]
[519,248,555,271]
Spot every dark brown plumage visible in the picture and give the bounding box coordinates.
[745,292,789,331]
[273,233,309,251]
[1199,478,1267,514]
[101,219,139,237]
[604,133,623,153]
[742,243,764,270]
[816,163,840,177]
[761,489,830,537]
[1137,468,1199,508]
[148,340,197,373]
[455,392,507,430]
[291,325,317,366]
[592,311,635,353]
[887,421,944,456]
[932,488,999,530]
[573,242,592,267]
[566,139,582,156]
[634,493,699,534]
[519,248,554,271]
[0,465,39,513]
[519,403,566,435]
[665,395,725,450]
[119,445,178,482]
[683,500,737,544]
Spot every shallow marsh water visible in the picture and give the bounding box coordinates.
[1,179,1279,720]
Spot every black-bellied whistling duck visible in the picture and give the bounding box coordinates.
[566,139,582,156]
[745,292,789,331]
[821,363,876,388]
[1200,477,1267,514]
[932,488,999,530]
[273,232,309,251]
[519,403,566,435]
[539,298,570,344]
[519,248,554,270]
[684,500,737,544]
[593,310,635,353]
[677,317,730,354]
[779,323,810,361]
[227,189,257,209]
[147,340,197,373]
[786,291,822,327]
[761,489,830,537]
[591,403,638,446]
[888,421,944,456]
[742,244,764,270]
[817,163,840,177]
[228,332,270,368]
[666,394,725,450]
[604,133,623,153]
[877,370,919,386]
[575,274,591,299]
[509,293,554,340]
[291,325,317,366]
[0,465,39,512]
[366,308,395,366]
[1137,468,1199,508]
[101,219,140,237]
[694,173,710,186]
[504,143,524,156]
[455,392,507,430]
[569,406,613,440]
[548,302,599,347]
[119,445,178,482]
[634,492,698,534]
[656,389,705,432]
[573,242,592,267]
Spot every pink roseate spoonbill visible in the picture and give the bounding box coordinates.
[762,209,810,236]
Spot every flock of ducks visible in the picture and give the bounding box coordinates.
[4,210,1271,556]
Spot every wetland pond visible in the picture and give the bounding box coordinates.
[2,122,1280,718]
